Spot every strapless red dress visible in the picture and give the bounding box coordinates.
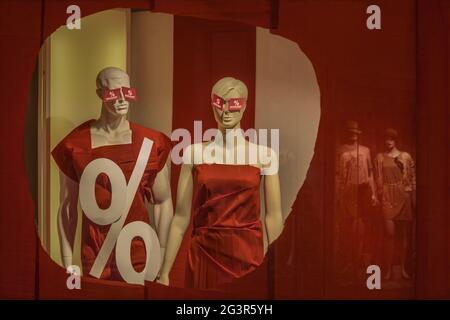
[186,163,264,289]
[52,120,171,281]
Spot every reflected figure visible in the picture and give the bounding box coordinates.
[375,128,415,280]
[335,121,378,283]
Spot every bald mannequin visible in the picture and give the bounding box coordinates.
[56,67,173,281]
[91,67,133,147]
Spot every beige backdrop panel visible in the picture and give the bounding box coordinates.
[49,9,128,267]
[129,11,173,136]
[255,28,320,224]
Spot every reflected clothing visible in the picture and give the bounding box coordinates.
[336,144,373,219]
[375,152,415,220]
[52,120,171,281]
[186,164,264,290]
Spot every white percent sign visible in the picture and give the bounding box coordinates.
[79,137,161,285]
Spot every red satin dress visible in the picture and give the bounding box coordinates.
[52,120,171,281]
[186,163,264,289]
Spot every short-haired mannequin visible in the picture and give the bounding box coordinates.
[52,67,173,283]
[157,77,284,289]
[374,128,415,280]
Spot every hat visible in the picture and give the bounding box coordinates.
[384,128,398,140]
[344,120,362,134]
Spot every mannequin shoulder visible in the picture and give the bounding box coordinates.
[359,145,371,154]
[254,144,279,175]
[129,121,166,138]
[336,145,348,158]
[130,122,171,146]
[70,120,94,137]
[56,120,94,149]
[182,143,205,166]
[398,151,413,162]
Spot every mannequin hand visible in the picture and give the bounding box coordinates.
[62,255,73,270]
[156,273,169,286]
[371,194,379,206]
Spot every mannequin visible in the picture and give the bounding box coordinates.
[52,67,173,283]
[157,77,283,289]
[374,128,415,280]
[336,120,378,282]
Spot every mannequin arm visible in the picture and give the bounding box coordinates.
[57,171,79,269]
[264,173,284,245]
[366,150,377,202]
[374,153,385,201]
[157,163,193,285]
[152,204,161,236]
[368,173,378,203]
[151,163,173,251]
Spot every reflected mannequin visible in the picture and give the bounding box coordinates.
[158,77,284,289]
[374,128,415,280]
[52,67,173,283]
[335,121,378,283]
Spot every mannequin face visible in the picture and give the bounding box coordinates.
[385,138,396,150]
[97,69,131,117]
[346,132,359,143]
[212,89,246,129]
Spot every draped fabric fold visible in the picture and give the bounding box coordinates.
[51,120,171,281]
[186,163,264,289]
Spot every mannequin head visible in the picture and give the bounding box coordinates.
[211,77,248,130]
[96,67,131,117]
[343,120,362,144]
[384,128,398,151]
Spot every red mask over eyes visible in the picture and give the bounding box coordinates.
[228,98,246,111]
[100,87,137,103]
[212,94,225,110]
[211,94,245,111]
[123,87,137,101]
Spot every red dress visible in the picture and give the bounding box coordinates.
[52,120,171,281]
[186,163,264,289]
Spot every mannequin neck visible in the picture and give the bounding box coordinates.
[346,140,359,147]
[216,124,245,146]
[386,146,400,155]
[97,106,129,132]
[218,123,241,136]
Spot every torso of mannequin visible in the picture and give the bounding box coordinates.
[57,117,135,269]
[338,142,370,159]
[385,147,401,158]
[54,67,173,283]
[90,118,132,148]
[158,132,283,287]
[337,143,371,182]
[336,141,378,204]
[184,129,278,173]
[375,146,415,189]
[56,118,173,280]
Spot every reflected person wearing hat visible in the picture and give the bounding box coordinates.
[336,120,378,281]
